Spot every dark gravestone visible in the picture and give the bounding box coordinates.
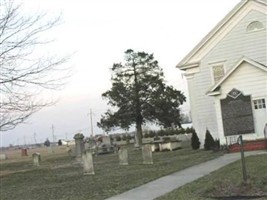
[220,89,254,136]
[74,133,85,158]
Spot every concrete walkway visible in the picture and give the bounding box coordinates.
[106,151,267,200]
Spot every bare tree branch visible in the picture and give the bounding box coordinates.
[0,0,71,131]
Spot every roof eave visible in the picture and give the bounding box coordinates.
[177,62,200,70]
[176,0,249,68]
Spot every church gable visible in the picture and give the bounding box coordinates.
[177,0,267,69]
[207,58,267,96]
[199,9,266,95]
[202,10,267,69]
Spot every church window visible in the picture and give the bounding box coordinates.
[247,21,264,32]
[212,64,224,84]
[253,99,266,109]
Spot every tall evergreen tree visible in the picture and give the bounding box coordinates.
[204,129,215,150]
[191,128,200,150]
[98,49,186,147]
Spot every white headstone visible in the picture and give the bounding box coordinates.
[118,148,128,165]
[32,153,41,166]
[0,154,7,160]
[82,152,95,175]
[142,144,153,164]
[102,136,111,145]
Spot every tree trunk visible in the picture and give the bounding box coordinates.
[134,123,142,148]
[135,119,143,148]
[133,61,143,148]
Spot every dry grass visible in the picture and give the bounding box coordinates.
[1,145,68,163]
[0,145,223,200]
[156,154,267,200]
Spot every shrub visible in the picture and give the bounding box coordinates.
[122,134,127,141]
[44,139,50,147]
[191,129,200,150]
[178,127,186,134]
[163,136,171,142]
[148,131,156,138]
[164,130,170,136]
[126,135,132,140]
[143,133,149,138]
[58,139,62,146]
[204,129,215,150]
[213,139,220,152]
[115,135,121,141]
[185,127,192,133]
[158,129,165,137]
[168,129,176,136]
[154,135,160,141]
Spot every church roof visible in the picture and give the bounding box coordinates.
[177,0,267,69]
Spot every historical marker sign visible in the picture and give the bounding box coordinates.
[220,89,255,136]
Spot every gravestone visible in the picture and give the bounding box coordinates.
[82,151,95,175]
[74,133,85,158]
[118,148,128,165]
[0,154,7,160]
[32,153,41,166]
[66,146,75,157]
[84,142,90,150]
[102,136,111,145]
[48,146,54,154]
[113,144,119,154]
[21,148,28,156]
[142,144,153,164]
[97,136,114,154]
[220,89,254,136]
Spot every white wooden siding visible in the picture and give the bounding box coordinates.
[187,10,267,145]
[215,62,267,143]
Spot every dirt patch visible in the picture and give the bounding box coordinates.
[0,169,33,177]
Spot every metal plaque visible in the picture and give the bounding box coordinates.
[220,90,254,136]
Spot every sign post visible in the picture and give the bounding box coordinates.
[221,89,252,183]
[237,135,248,183]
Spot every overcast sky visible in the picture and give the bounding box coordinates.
[1,0,240,147]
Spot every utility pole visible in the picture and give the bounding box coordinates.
[50,124,55,153]
[90,108,94,137]
[23,135,26,146]
[52,124,55,143]
[33,132,37,144]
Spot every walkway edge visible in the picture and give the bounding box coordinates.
[105,151,267,200]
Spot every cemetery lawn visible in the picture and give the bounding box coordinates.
[156,154,267,200]
[0,145,223,200]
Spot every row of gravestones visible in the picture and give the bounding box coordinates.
[118,144,153,165]
[29,144,154,176]
[75,133,154,175]
[82,144,153,175]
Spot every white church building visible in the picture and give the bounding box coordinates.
[177,0,267,145]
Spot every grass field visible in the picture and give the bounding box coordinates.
[156,154,267,200]
[0,145,223,200]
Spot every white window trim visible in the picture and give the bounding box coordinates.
[209,61,226,85]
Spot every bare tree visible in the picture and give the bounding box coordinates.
[0,1,70,131]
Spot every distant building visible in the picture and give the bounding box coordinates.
[177,0,267,145]
[61,139,75,146]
